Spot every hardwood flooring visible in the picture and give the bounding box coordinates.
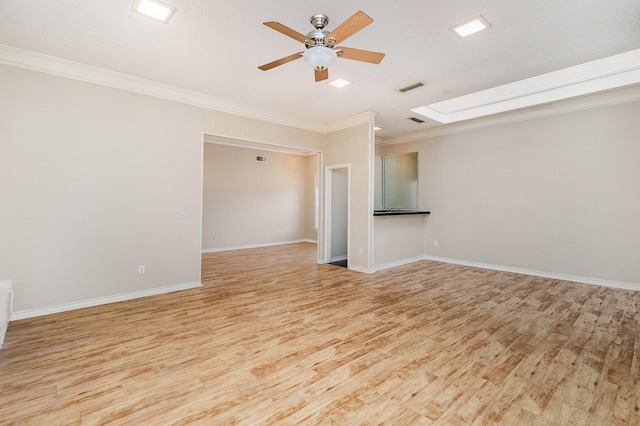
[1,242,640,424]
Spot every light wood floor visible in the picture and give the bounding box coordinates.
[2,243,640,425]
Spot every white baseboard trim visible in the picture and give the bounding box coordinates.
[202,239,315,253]
[422,255,640,292]
[10,281,202,321]
[374,256,426,272]
[0,280,12,347]
[348,265,376,274]
[330,255,348,262]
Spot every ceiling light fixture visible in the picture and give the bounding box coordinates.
[329,78,352,88]
[132,0,176,23]
[374,126,383,131]
[451,16,491,38]
[303,46,337,71]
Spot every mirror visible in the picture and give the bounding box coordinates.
[381,152,418,210]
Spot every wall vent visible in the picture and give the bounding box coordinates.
[398,82,424,93]
[256,156,267,162]
[409,117,425,123]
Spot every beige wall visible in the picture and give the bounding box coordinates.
[202,111,324,152]
[324,123,375,271]
[202,143,317,250]
[303,154,320,242]
[1,65,204,312]
[382,100,640,284]
[374,215,425,266]
[0,64,327,315]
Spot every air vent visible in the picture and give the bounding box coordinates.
[409,117,425,123]
[398,82,424,93]
[256,156,267,162]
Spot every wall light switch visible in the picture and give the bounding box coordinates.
[176,211,188,219]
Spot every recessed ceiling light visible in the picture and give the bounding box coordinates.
[451,16,491,38]
[132,0,176,23]
[374,126,383,131]
[329,78,352,88]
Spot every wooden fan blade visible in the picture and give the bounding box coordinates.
[325,10,373,46]
[258,52,303,71]
[335,46,385,64]
[315,68,329,82]
[263,22,314,46]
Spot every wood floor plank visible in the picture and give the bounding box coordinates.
[1,242,640,424]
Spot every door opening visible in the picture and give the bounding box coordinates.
[325,165,349,268]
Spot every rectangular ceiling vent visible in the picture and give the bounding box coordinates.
[409,117,425,123]
[398,82,424,93]
[256,155,267,162]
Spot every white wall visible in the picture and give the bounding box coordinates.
[381,100,640,285]
[202,143,316,250]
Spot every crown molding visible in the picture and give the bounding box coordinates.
[381,83,640,145]
[0,44,331,133]
[326,110,377,132]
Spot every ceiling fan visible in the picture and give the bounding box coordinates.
[258,10,385,82]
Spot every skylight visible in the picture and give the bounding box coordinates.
[411,49,640,124]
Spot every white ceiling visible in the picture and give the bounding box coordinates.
[1,0,639,137]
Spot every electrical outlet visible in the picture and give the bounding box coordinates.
[138,265,145,275]
[434,240,439,248]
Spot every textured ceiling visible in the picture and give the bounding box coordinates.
[1,0,639,136]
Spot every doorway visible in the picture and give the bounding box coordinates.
[325,165,349,268]
[201,134,323,264]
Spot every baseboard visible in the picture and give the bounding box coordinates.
[0,280,12,347]
[10,281,202,321]
[422,255,640,292]
[374,256,426,272]
[348,265,376,274]
[330,255,348,262]
[202,239,314,253]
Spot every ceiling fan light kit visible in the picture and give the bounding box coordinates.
[259,10,385,82]
[303,46,336,71]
